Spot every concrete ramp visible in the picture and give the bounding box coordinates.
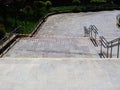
[0,58,120,90]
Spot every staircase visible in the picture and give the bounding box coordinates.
[3,36,99,58]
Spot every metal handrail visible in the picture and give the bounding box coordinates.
[0,26,22,57]
[85,25,120,58]
[99,36,109,48]
[108,37,120,44]
[89,25,99,46]
[100,36,120,58]
[11,25,22,33]
[0,35,7,43]
[100,36,120,48]
[90,25,98,34]
[84,25,99,47]
[84,25,98,37]
[84,26,90,37]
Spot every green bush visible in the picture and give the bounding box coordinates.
[72,0,81,6]
[39,7,47,16]
[23,5,33,16]
[116,14,120,27]
[0,24,6,39]
[90,0,107,3]
[33,1,47,17]
[81,0,90,4]
[72,7,80,12]
[34,1,46,8]
[45,1,52,9]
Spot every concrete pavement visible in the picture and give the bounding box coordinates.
[0,58,120,90]
[3,10,120,58]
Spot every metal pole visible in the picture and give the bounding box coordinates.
[88,28,90,37]
[95,33,96,41]
[91,29,92,38]
[100,40,103,58]
[117,40,120,58]
[84,27,86,37]
[107,47,109,58]
[110,42,113,58]
[0,41,4,57]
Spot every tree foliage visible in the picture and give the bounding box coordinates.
[72,0,81,6]
[45,1,52,9]
[91,0,107,3]
[0,24,6,39]
[81,0,90,4]
[0,0,120,35]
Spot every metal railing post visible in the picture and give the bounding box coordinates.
[88,28,90,37]
[107,47,109,58]
[100,40,102,53]
[1,44,3,57]
[95,33,96,41]
[110,42,113,58]
[117,40,120,58]
[84,26,85,37]
[91,29,92,38]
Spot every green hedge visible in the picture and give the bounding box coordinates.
[50,5,120,13]
[0,24,6,39]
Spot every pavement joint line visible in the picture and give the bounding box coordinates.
[26,39,92,45]
[19,34,115,39]
[1,58,120,61]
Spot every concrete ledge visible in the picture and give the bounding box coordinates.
[0,34,19,57]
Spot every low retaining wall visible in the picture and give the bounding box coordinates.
[0,34,19,57]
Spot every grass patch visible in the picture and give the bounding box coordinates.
[17,21,37,34]
[1,17,38,34]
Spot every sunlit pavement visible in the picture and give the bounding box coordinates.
[4,10,120,58]
[1,10,120,90]
[0,58,120,90]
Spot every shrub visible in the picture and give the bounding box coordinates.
[72,0,81,6]
[34,1,46,8]
[45,1,52,9]
[0,24,6,39]
[33,1,47,17]
[72,6,80,12]
[116,14,120,27]
[39,7,47,16]
[81,0,90,4]
[90,0,107,3]
[23,5,33,16]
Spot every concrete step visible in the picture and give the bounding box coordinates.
[4,37,100,58]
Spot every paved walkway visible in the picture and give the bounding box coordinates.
[3,10,120,58]
[0,58,120,90]
[4,37,99,58]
